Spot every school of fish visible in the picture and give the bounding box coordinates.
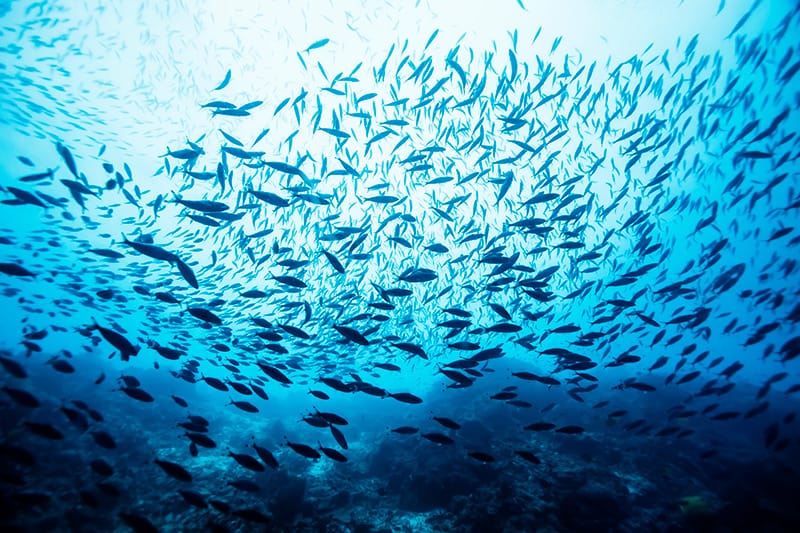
[1,0,799,531]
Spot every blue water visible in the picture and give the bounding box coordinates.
[1,0,799,531]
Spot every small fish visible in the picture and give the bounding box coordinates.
[154,459,192,482]
[304,38,330,52]
[213,69,232,90]
[55,142,78,178]
[0,262,35,277]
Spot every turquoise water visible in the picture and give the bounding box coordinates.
[1,0,799,531]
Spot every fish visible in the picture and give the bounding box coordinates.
[249,190,290,207]
[174,196,229,213]
[524,422,556,431]
[188,308,222,325]
[229,451,264,471]
[286,440,321,459]
[91,321,138,361]
[321,250,345,273]
[433,416,460,430]
[421,432,454,445]
[175,258,199,289]
[0,262,36,277]
[514,450,541,464]
[4,186,48,208]
[55,142,78,178]
[272,275,306,289]
[2,386,40,407]
[391,426,419,434]
[388,392,423,404]
[467,451,495,463]
[213,69,232,90]
[154,459,192,482]
[119,387,154,402]
[304,38,330,52]
[555,425,585,434]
